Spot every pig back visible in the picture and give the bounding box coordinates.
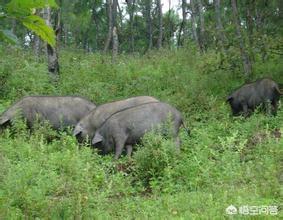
[90,96,159,129]
[0,96,96,130]
[100,101,183,140]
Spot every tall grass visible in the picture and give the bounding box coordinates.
[0,46,282,218]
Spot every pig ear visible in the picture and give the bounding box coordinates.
[226,96,233,103]
[73,125,83,136]
[92,133,103,145]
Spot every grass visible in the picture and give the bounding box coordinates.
[0,45,282,219]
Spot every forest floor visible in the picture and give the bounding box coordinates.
[0,47,282,219]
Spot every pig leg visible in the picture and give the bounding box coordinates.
[271,100,278,116]
[126,145,133,157]
[242,103,249,117]
[114,134,128,159]
[263,100,272,115]
[175,136,181,153]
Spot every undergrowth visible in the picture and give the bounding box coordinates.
[0,46,282,218]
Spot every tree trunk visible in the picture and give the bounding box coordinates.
[91,5,98,51]
[126,0,135,52]
[196,0,206,52]
[190,0,201,51]
[117,1,123,30]
[54,6,61,49]
[104,0,113,52]
[145,0,153,50]
[34,35,41,60]
[214,0,226,50]
[112,0,118,28]
[231,0,252,77]
[112,26,118,62]
[156,0,163,49]
[33,9,42,60]
[246,0,255,61]
[43,7,60,77]
[177,0,187,46]
[168,0,173,48]
[182,0,187,38]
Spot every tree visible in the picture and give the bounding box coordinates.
[231,0,252,77]
[43,6,60,76]
[214,0,226,51]
[112,26,118,61]
[196,0,206,52]
[156,0,162,49]
[112,0,119,56]
[190,0,201,51]
[245,0,255,61]
[33,9,43,60]
[104,0,113,52]
[177,0,187,46]
[104,0,119,53]
[145,0,153,50]
[126,0,136,52]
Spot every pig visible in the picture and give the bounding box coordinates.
[73,96,159,142]
[88,102,185,159]
[227,78,283,116]
[0,96,96,131]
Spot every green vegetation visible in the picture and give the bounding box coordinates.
[0,0,57,46]
[0,46,282,218]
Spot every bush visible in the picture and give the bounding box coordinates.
[0,47,282,218]
[133,131,180,193]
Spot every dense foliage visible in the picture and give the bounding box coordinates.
[0,0,57,46]
[0,0,282,218]
[0,46,282,218]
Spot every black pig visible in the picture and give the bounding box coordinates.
[227,78,282,116]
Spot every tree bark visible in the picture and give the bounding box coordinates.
[33,9,42,60]
[112,0,118,28]
[177,0,187,46]
[190,0,201,51]
[145,0,153,50]
[91,4,98,51]
[34,35,41,60]
[104,0,113,52]
[126,0,136,52]
[168,0,173,48]
[196,0,206,52]
[246,0,255,61]
[214,0,226,50]
[43,7,59,77]
[112,26,118,62]
[231,0,252,77]
[156,0,163,49]
[117,1,123,30]
[182,0,188,38]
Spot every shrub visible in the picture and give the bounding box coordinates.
[132,131,179,193]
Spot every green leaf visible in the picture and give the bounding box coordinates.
[22,15,56,47]
[0,29,19,44]
[6,0,58,17]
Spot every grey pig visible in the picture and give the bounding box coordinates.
[90,102,186,159]
[0,96,96,130]
[73,96,159,142]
